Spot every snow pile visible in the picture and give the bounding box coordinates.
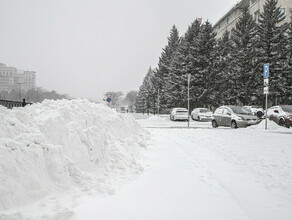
[0,99,146,211]
[248,119,289,130]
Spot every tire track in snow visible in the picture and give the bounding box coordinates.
[164,131,252,220]
[164,129,292,220]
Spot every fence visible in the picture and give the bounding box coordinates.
[0,99,32,109]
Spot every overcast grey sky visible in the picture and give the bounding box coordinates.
[0,0,239,101]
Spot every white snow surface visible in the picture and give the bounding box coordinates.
[1,110,292,220]
[0,99,146,219]
[70,115,292,220]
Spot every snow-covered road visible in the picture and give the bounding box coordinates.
[70,116,292,220]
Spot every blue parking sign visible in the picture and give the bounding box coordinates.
[264,63,269,78]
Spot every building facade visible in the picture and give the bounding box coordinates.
[214,0,292,39]
[0,63,36,93]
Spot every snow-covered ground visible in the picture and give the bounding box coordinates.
[1,108,292,220]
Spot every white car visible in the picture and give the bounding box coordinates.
[170,108,189,121]
[191,108,212,121]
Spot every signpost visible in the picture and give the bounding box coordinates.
[187,74,191,128]
[264,64,269,130]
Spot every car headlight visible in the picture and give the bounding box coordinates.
[237,116,245,121]
[288,116,292,120]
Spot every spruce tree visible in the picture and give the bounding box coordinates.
[256,0,289,105]
[215,31,235,106]
[285,16,292,104]
[156,25,180,113]
[230,6,257,105]
[166,20,201,109]
[191,21,217,108]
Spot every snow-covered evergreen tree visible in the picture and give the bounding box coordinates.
[214,31,235,106]
[166,20,201,110]
[285,16,292,104]
[230,6,257,105]
[156,25,180,113]
[135,67,159,114]
[256,0,289,105]
[191,21,217,107]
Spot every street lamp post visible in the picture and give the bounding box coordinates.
[188,74,191,128]
[18,82,25,101]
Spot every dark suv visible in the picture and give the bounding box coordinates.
[212,106,260,128]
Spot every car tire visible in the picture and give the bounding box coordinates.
[198,116,201,121]
[278,118,285,127]
[231,121,237,129]
[212,120,218,128]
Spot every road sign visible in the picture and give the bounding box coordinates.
[264,87,269,94]
[264,78,269,87]
[264,64,269,78]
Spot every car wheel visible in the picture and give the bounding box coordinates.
[278,118,285,127]
[212,120,218,128]
[231,121,237,129]
[198,116,201,121]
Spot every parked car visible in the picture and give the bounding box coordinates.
[243,106,264,118]
[212,105,260,128]
[170,108,189,121]
[120,106,126,113]
[191,108,212,121]
[267,105,292,128]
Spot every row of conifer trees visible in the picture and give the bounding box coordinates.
[135,0,292,114]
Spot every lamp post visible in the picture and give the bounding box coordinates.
[188,74,191,128]
[18,81,25,101]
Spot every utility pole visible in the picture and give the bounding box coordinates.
[188,74,190,128]
[157,89,160,115]
[264,64,269,130]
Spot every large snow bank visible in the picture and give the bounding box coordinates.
[0,99,146,211]
[248,119,290,130]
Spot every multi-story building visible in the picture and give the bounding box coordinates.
[15,70,36,92]
[0,63,36,93]
[0,63,17,92]
[214,0,292,39]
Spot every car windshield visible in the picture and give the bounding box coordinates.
[230,106,251,115]
[199,109,211,113]
[281,106,292,113]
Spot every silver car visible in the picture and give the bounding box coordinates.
[191,108,212,121]
[212,106,260,128]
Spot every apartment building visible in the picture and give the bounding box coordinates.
[0,63,36,93]
[214,0,292,39]
[0,63,17,92]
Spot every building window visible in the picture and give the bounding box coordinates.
[226,17,229,25]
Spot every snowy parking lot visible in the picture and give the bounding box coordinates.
[1,106,292,220]
[70,114,292,220]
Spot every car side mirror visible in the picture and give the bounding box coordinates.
[274,110,279,113]
[227,112,231,116]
